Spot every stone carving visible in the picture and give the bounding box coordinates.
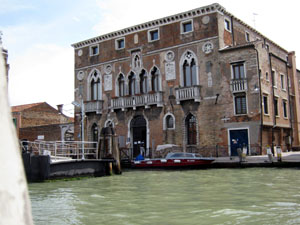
[134,34,139,44]
[202,16,210,24]
[104,74,112,91]
[105,64,112,74]
[165,61,176,81]
[165,50,175,62]
[202,41,213,54]
[77,49,83,56]
[77,71,85,81]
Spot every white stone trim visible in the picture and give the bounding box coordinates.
[180,19,193,34]
[104,119,115,128]
[227,127,251,156]
[179,50,199,87]
[87,68,102,101]
[163,113,175,130]
[72,3,224,49]
[89,44,99,56]
[149,65,162,91]
[147,28,160,42]
[115,37,125,50]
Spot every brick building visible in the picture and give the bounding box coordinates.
[12,102,74,142]
[72,3,300,158]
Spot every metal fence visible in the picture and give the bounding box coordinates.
[20,140,98,159]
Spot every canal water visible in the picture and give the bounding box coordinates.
[29,168,300,225]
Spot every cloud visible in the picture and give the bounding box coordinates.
[8,43,74,108]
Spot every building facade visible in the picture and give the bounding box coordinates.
[12,102,74,142]
[72,3,300,158]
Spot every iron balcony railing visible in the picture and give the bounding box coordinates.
[84,100,104,114]
[230,79,247,93]
[175,85,201,104]
[111,92,163,111]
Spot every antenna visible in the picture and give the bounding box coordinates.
[253,13,258,28]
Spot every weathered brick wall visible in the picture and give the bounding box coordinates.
[19,124,62,141]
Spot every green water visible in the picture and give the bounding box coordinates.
[29,168,300,225]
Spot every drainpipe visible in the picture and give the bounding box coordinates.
[254,47,263,155]
[268,52,276,154]
[286,61,293,149]
[230,16,235,45]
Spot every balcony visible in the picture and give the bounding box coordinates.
[230,79,247,93]
[84,100,104,114]
[175,86,201,104]
[111,92,163,111]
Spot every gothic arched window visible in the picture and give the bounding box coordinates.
[128,72,137,95]
[90,70,101,100]
[118,74,125,97]
[151,67,160,92]
[140,69,148,94]
[181,51,198,87]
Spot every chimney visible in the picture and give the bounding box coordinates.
[57,104,63,114]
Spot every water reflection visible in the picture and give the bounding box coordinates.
[29,168,300,225]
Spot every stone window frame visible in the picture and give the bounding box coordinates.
[180,19,193,34]
[183,113,198,146]
[262,93,269,116]
[271,69,277,88]
[179,50,199,87]
[87,69,102,101]
[245,31,250,42]
[274,96,279,117]
[148,28,160,42]
[265,72,269,82]
[163,113,175,130]
[280,73,286,91]
[89,44,99,56]
[233,92,248,116]
[150,66,162,92]
[231,61,246,80]
[115,73,126,97]
[139,69,149,94]
[115,37,125,50]
[224,18,231,32]
[282,99,288,119]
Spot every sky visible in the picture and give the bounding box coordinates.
[0,0,299,116]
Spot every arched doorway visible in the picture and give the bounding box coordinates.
[131,115,147,158]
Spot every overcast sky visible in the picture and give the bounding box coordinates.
[1,0,299,116]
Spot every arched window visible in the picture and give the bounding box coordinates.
[163,113,175,130]
[181,51,198,87]
[128,72,137,95]
[118,74,125,97]
[89,70,102,100]
[166,115,174,129]
[186,114,197,145]
[140,69,148,94]
[151,67,160,92]
[91,123,98,147]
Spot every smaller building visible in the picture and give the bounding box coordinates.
[11,102,74,142]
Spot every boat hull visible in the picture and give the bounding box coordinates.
[131,158,214,169]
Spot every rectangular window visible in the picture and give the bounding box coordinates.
[115,38,125,50]
[148,29,159,42]
[274,97,279,117]
[245,32,250,42]
[224,19,231,32]
[90,45,99,56]
[281,74,286,90]
[263,95,269,115]
[271,70,277,87]
[283,100,288,118]
[181,20,193,33]
[232,63,245,79]
[235,93,247,115]
[266,72,269,81]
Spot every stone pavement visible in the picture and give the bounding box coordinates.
[210,151,300,168]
